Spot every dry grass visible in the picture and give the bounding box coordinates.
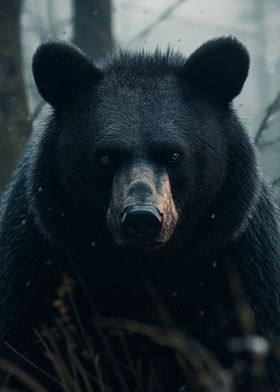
[0,273,278,392]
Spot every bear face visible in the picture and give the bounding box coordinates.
[30,37,258,258]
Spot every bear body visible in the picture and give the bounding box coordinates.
[0,37,280,391]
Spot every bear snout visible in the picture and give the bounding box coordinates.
[106,162,179,250]
[120,204,163,244]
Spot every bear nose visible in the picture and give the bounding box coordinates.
[120,205,162,241]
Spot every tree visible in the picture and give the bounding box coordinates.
[0,0,30,191]
[74,0,113,60]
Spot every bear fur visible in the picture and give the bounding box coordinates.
[0,36,280,391]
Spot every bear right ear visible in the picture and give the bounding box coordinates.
[32,41,102,107]
[181,36,250,103]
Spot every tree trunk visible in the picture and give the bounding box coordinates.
[0,0,30,191]
[74,0,113,60]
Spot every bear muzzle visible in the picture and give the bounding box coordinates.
[120,204,163,247]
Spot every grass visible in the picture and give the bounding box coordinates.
[0,273,277,392]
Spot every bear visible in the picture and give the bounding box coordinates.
[0,36,280,391]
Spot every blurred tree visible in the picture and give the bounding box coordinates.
[74,0,113,59]
[253,0,268,105]
[0,0,30,191]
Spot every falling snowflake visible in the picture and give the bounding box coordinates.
[25,279,32,287]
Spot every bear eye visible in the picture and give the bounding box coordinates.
[168,152,182,163]
[98,154,112,166]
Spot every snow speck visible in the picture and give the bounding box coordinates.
[91,241,96,248]
[213,261,217,268]
[200,309,205,317]
[38,187,43,192]
[25,279,32,287]
[22,219,26,225]
[211,213,216,219]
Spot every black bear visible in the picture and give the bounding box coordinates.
[0,36,280,391]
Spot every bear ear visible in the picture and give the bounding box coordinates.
[32,41,102,107]
[182,36,250,103]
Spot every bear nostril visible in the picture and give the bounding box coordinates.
[128,222,139,234]
[120,205,162,242]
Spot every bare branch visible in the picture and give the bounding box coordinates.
[29,100,45,124]
[128,0,187,46]
[255,92,280,144]
[259,136,280,149]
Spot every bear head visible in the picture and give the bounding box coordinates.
[29,37,259,259]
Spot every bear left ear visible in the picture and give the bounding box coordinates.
[32,41,102,107]
[182,36,250,103]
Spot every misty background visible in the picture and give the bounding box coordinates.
[0,0,279,197]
